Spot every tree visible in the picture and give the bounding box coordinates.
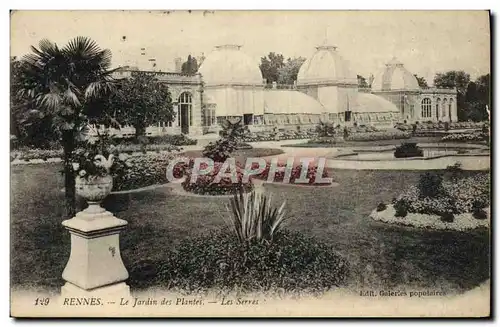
[433,71,470,94]
[357,75,368,88]
[259,52,285,84]
[414,74,428,88]
[110,72,174,138]
[17,37,117,217]
[181,55,198,75]
[464,74,490,121]
[277,57,306,85]
[11,57,59,148]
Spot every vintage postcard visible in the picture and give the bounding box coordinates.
[10,10,491,318]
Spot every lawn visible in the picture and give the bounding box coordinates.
[10,163,490,295]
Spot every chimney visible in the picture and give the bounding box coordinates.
[174,57,182,73]
[272,81,277,89]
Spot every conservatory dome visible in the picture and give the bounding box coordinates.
[198,44,263,86]
[297,44,357,86]
[371,57,420,91]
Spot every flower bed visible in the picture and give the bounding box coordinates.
[181,161,254,196]
[252,161,333,186]
[395,121,487,132]
[10,143,181,162]
[370,205,489,231]
[440,132,487,143]
[345,131,411,141]
[372,172,490,230]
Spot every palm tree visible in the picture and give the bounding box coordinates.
[17,36,118,217]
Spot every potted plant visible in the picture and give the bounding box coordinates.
[71,138,117,212]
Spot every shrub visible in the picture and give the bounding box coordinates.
[111,153,183,191]
[418,172,444,198]
[182,162,254,196]
[440,212,454,223]
[472,209,488,220]
[394,142,424,158]
[376,202,387,212]
[156,229,349,294]
[394,200,408,218]
[445,162,463,180]
[226,189,288,243]
[203,119,245,163]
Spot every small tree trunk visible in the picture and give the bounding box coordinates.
[135,123,146,138]
[62,130,76,218]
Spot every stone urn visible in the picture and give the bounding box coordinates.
[74,154,115,215]
[75,174,113,214]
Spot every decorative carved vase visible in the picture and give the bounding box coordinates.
[75,174,113,215]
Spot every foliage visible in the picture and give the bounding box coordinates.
[316,121,336,137]
[357,75,368,88]
[472,209,488,220]
[259,52,285,84]
[414,74,428,88]
[418,172,444,198]
[108,72,174,137]
[226,188,288,244]
[11,58,60,149]
[111,153,182,191]
[376,202,387,212]
[71,137,116,179]
[203,118,245,162]
[182,161,254,196]
[433,70,490,122]
[393,199,409,218]
[346,131,411,141]
[156,229,349,294]
[181,55,199,75]
[445,162,463,180]
[394,173,489,216]
[440,212,455,223]
[394,142,423,158]
[277,57,306,85]
[16,36,118,217]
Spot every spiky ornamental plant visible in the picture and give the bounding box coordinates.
[225,187,288,244]
[17,37,119,217]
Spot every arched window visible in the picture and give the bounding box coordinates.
[421,98,432,118]
[179,92,193,127]
[442,99,448,118]
[448,98,452,117]
[436,98,441,120]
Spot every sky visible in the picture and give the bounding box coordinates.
[10,10,491,85]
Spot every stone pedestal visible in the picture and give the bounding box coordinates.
[61,204,130,298]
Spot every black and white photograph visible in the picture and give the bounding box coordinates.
[8,10,491,317]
